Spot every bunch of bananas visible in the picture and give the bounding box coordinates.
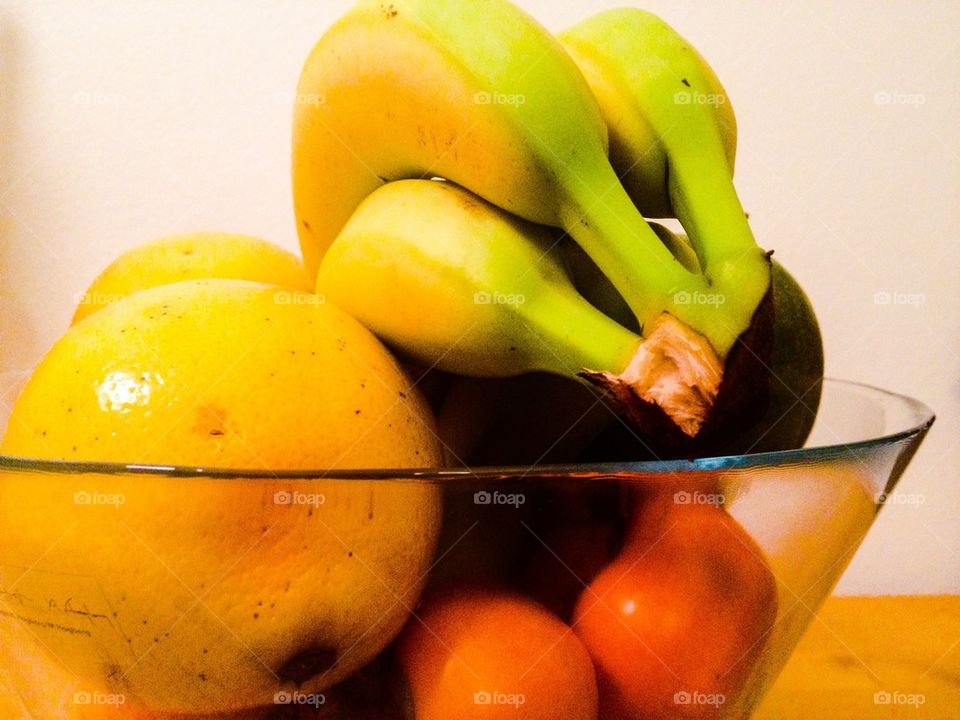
[295,0,821,453]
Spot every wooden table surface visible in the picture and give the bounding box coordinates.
[755,595,960,719]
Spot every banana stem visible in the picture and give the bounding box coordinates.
[560,159,767,358]
[668,139,756,270]
[581,313,723,438]
[667,137,772,352]
[560,169,708,325]
[522,286,642,377]
[524,286,723,437]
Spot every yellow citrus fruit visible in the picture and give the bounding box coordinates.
[0,279,443,713]
[0,637,273,720]
[72,233,311,323]
[0,673,25,720]
[0,628,141,719]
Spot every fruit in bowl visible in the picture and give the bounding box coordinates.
[0,381,934,718]
[1,280,443,712]
[71,233,313,324]
[294,0,776,446]
[574,498,778,718]
[397,589,599,719]
[0,0,935,718]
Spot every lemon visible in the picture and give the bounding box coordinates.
[0,280,442,713]
[72,233,311,323]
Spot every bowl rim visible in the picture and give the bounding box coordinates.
[0,378,935,481]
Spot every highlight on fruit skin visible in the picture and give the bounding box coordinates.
[72,232,311,323]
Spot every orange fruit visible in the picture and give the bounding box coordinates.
[72,233,311,323]
[0,279,443,713]
[397,589,598,719]
[573,501,778,718]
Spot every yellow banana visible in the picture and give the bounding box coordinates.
[318,179,721,437]
[559,16,736,220]
[559,9,768,325]
[292,1,776,432]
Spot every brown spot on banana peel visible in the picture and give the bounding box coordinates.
[581,285,775,456]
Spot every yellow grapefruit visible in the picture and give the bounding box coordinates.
[0,279,442,713]
[72,233,311,323]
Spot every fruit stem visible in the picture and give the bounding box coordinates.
[522,285,642,377]
[669,143,754,268]
[560,173,705,325]
[581,314,723,437]
[562,162,768,357]
[667,137,772,351]
[524,288,723,436]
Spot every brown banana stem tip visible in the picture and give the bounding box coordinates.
[580,313,723,438]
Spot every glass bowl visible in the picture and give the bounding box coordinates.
[0,376,933,719]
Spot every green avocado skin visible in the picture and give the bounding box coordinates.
[742,261,824,453]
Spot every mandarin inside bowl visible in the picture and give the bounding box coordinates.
[0,375,933,718]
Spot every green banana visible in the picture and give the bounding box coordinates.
[317,179,723,436]
[561,220,701,337]
[559,9,764,309]
[294,0,772,435]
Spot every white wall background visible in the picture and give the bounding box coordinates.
[0,0,957,594]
